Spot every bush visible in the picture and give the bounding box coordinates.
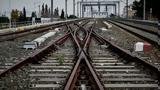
[0,17,9,23]
[68,15,77,19]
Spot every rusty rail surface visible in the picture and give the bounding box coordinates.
[1,19,160,89]
[64,21,104,90]
[0,19,89,78]
[109,19,157,35]
[108,20,158,45]
[92,30,160,82]
[0,32,70,77]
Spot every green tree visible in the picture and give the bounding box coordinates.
[31,12,37,18]
[132,0,160,19]
[60,9,65,19]
[41,3,45,17]
[19,11,23,22]
[11,9,19,22]
[45,4,49,17]
[23,7,26,21]
[132,0,143,18]
[48,8,51,17]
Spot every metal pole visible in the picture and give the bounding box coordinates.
[77,2,79,17]
[73,0,75,16]
[143,0,146,20]
[106,5,108,17]
[158,20,160,46]
[82,5,84,17]
[51,0,53,22]
[115,4,117,16]
[38,5,40,18]
[98,2,100,16]
[65,0,67,20]
[80,2,81,18]
[126,0,128,18]
[9,0,11,29]
[118,1,120,17]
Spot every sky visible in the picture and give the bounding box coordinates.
[0,0,135,17]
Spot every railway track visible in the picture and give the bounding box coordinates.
[0,19,160,90]
[0,19,86,42]
[30,39,75,90]
[107,19,158,45]
[89,40,158,90]
[0,19,89,73]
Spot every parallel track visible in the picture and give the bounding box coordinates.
[107,19,158,45]
[0,19,86,42]
[0,19,159,90]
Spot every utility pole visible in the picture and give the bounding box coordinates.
[9,0,11,29]
[77,2,79,17]
[65,0,67,20]
[51,0,53,22]
[126,0,128,18]
[143,0,146,20]
[118,1,120,17]
[38,5,41,18]
[73,0,75,16]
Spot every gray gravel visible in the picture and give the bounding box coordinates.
[95,19,160,67]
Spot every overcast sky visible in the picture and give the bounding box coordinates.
[0,0,135,17]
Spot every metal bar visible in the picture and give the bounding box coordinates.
[64,52,82,90]
[126,0,128,18]
[0,19,87,78]
[65,0,68,20]
[118,1,120,17]
[83,52,104,90]
[51,0,53,21]
[91,31,160,82]
[64,21,104,90]
[73,0,75,16]
[143,0,146,20]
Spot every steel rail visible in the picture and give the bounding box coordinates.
[74,23,89,43]
[0,19,90,78]
[108,20,158,45]
[0,28,72,78]
[64,21,104,90]
[109,19,157,35]
[92,30,160,82]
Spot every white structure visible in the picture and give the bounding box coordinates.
[134,42,144,51]
[23,28,60,50]
[33,31,56,46]
[81,84,86,90]
[134,42,152,52]
[23,42,38,49]
[103,21,112,29]
[41,18,51,23]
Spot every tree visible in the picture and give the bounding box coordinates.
[60,9,65,19]
[0,17,9,23]
[48,8,51,17]
[53,7,59,18]
[11,9,19,22]
[41,3,45,17]
[56,7,59,17]
[132,0,143,18]
[31,12,37,18]
[132,0,160,19]
[68,15,77,19]
[19,11,23,22]
[45,4,49,17]
[23,7,26,21]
